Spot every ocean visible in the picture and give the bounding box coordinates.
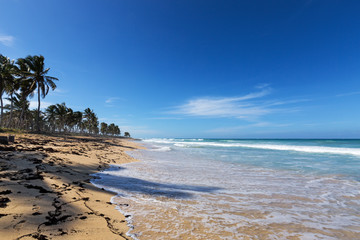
[92,139,360,239]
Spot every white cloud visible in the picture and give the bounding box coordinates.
[49,88,68,97]
[149,117,184,120]
[105,97,120,104]
[29,101,53,110]
[255,83,270,89]
[168,87,273,119]
[167,86,307,121]
[207,122,292,133]
[0,35,15,46]
[336,91,360,97]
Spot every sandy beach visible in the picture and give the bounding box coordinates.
[0,133,141,240]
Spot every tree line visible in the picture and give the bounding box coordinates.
[0,54,130,137]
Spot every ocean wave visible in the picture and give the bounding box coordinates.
[142,138,360,156]
[174,142,360,156]
[143,138,204,143]
[149,146,172,152]
[142,138,175,144]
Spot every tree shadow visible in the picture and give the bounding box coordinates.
[92,166,221,199]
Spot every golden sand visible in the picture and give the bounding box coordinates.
[0,133,141,240]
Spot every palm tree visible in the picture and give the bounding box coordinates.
[83,108,93,133]
[108,123,116,135]
[5,76,20,128]
[54,102,68,132]
[100,122,108,135]
[4,92,29,128]
[15,58,36,128]
[83,108,98,134]
[22,55,58,132]
[45,104,57,132]
[0,55,15,126]
[114,125,121,136]
[72,111,83,133]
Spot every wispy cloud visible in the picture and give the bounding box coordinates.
[53,88,66,94]
[336,91,360,97]
[105,97,121,104]
[149,117,184,120]
[207,122,292,133]
[50,88,68,97]
[168,87,274,119]
[167,87,307,120]
[0,35,15,46]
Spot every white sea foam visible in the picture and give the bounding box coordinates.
[149,146,172,152]
[172,141,360,156]
[142,138,175,144]
[142,138,360,157]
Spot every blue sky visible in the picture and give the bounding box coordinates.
[1,0,360,138]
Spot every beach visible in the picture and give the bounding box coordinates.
[0,133,140,240]
[1,135,360,240]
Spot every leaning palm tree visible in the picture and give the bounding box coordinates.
[22,55,58,132]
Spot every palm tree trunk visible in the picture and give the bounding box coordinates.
[6,93,14,128]
[36,86,41,132]
[20,95,26,129]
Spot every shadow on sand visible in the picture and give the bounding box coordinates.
[93,166,221,199]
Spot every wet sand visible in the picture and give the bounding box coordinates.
[0,133,141,240]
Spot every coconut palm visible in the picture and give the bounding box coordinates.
[22,55,58,132]
[0,55,16,126]
[83,108,98,134]
[54,102,68,132]
[100,122,108,135]
[15,58,36,128]
[114,125,121,136]
[3,92,29,128]
[108,123,116,135]
[5,76,20,128]
[45,104,57,132]
[71,111,83,132]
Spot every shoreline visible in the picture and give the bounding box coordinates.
[0,133,142,240]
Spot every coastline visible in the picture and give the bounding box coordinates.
[97,138,360,239]
[0,133,142,240]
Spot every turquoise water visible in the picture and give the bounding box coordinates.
[93,139,360,239]
[153,138,360,180]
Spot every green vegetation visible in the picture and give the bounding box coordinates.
[100,122,120,136]
[0,54,128,137]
